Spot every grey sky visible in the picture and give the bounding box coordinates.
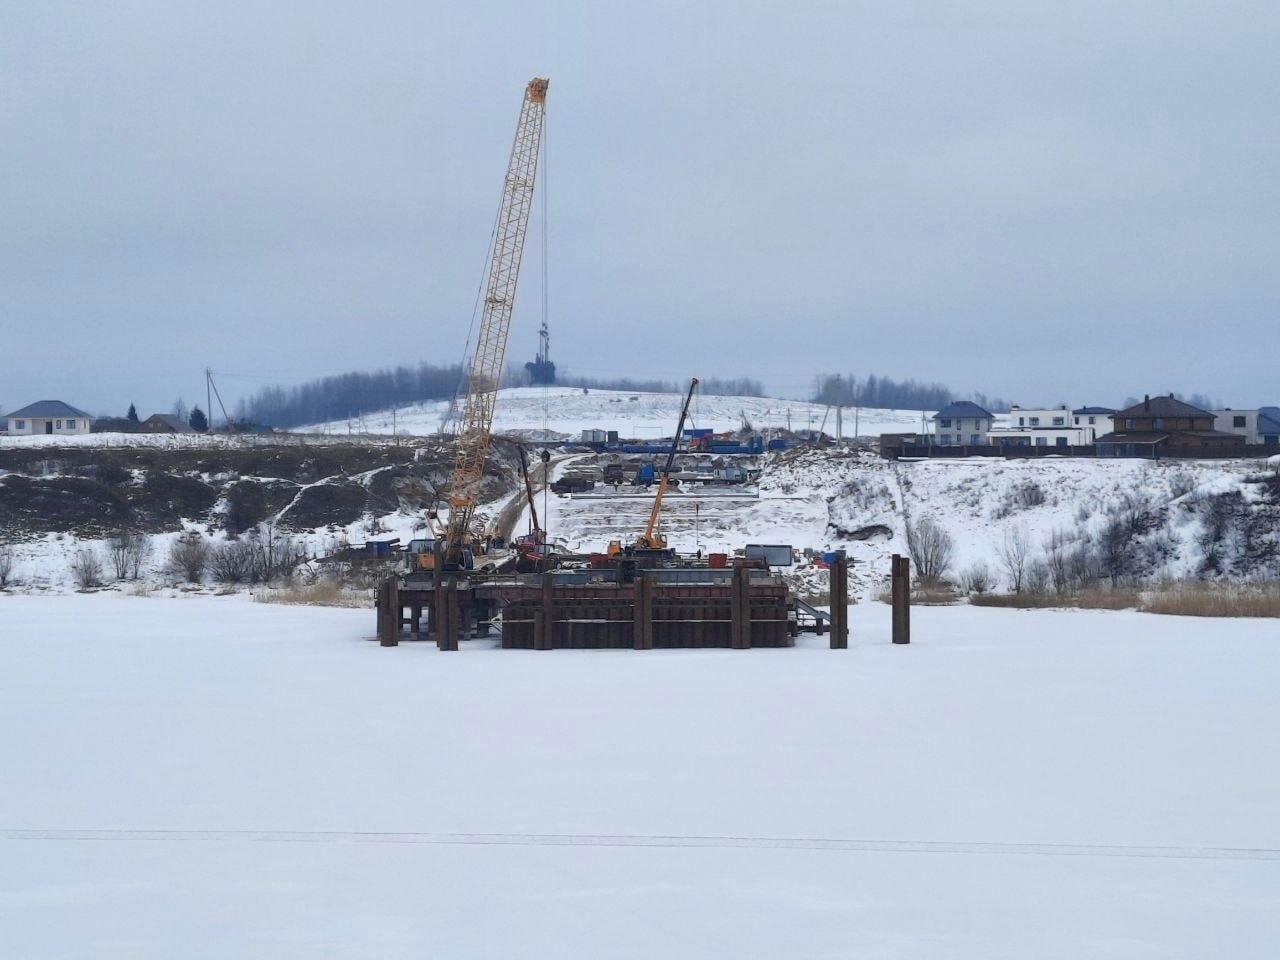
[3,1,1278,417]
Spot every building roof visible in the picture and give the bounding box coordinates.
[1095,432,1168,445]
[1258,407,1280,435]
[932,400,993,420]
[6,400,93,420]
[1112,395,1211,419]
[142,413,194,432]
[1072,406,1116,415]
[1097,429,1244,444]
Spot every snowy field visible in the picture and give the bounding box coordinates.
[2,594,1277,958]
[301,386,929,440]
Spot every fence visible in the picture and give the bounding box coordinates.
[881,443,1277,462]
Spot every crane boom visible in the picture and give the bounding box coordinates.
[445,78,548,565]
[640,377,699,548]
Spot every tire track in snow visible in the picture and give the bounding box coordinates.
[4,830,1278,862]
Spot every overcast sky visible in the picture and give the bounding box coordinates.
[3,1,1278,417]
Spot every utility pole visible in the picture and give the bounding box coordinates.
[206,369,213,432]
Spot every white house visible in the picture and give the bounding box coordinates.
[1213,408,1280,447]
[988,404,1116,447]
[5,400,94,436]
[931,401,994,446]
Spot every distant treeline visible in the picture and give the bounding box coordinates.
[813,373,952,411]
[238,363,464,428]
[238,364,768,428]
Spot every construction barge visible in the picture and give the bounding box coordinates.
[375,553,849,651]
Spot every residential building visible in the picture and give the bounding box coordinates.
[5,400,94,436]
[1096,395,1246,458]
[1070,406,1116,443]
[1212,408,1280,447]
[141,413,195,434]
[931,401,993,447]
[988,404,1112,448]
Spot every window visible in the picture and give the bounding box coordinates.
[1056,437,1068,447]
[1088,417,1095,425]
[1074,417,1079,425]
[1029,417,1040,426]
[55,420,63,429]
[939,435,951,446]
[1035,436,1047,446]
[969,434,980,445]
[1233,415,1246,428]
[15,419,24,430]
[1053,417,1065,426]
[67,419,76,429]
[1153,418,1164,429]
[1124,418,1134,429]
[1018,417,1025,426]
[940,418,951,428]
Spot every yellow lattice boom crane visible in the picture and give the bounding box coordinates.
[443,77,548,568]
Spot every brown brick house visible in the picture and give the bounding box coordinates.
[1096,395,1246,458]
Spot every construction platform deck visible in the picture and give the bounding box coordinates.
[375,558,849,651]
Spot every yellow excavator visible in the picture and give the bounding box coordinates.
[609,377,699,555]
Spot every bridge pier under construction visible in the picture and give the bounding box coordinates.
[375,554,848,651]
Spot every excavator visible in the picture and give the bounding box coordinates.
[609,377,699,556]
[513,445,552,571]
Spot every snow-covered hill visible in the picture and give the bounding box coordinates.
[299,386,930,440]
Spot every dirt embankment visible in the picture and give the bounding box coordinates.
[0,439,520,539]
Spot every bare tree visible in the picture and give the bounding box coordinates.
[167,535,210,583]
[107,531,152,581]
[997,524,1031,594]
[0,541,15,588]
[247,521,306,583]
[905,516,954,586]
[69,547,105,590]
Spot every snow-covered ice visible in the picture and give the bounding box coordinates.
[2,594,1277,957]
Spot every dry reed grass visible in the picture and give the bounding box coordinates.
[969,582,1279,617]
[254,581,371,608]
[1139,581,1280,618]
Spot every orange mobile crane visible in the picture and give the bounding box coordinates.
[610,377,699,554]
[441,78,549,569]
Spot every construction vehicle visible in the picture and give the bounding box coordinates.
[513,444,552,571]
[439,77,549,570]
[609,377,699,555]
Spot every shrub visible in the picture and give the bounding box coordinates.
[106,531,151,581]
[1024,560,1051,596]
[960,561,992,595]
[0,541,16,587]
[168,535,210,583]
[70,547,104,589]
[209,540,256,584]
[1167,470,1197,499]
